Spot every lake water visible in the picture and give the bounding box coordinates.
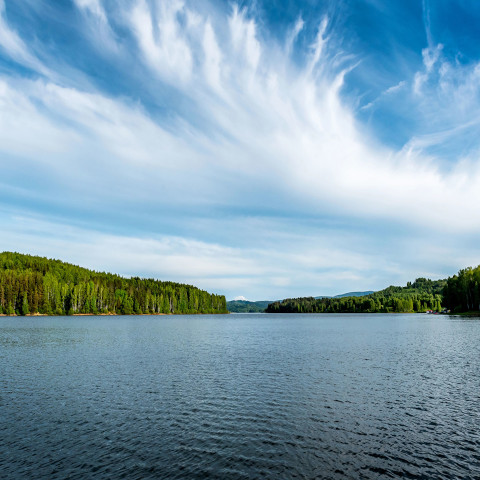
[1,313,479,479]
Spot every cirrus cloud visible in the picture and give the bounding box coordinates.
[0,0,480,299]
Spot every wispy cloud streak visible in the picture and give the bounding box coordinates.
[0,0,480,298]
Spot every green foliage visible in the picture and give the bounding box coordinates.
[21,293,29,316]
[442,266,480,313]
[0,252,227,316]
[266,277,446,314]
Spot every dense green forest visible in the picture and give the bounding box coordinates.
[0,252,227,316]
[443,266,480,313]
[266,277,446,314]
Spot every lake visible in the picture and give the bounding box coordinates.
[1,313,479,479]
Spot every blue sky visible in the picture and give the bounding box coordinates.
[1,0,480,300]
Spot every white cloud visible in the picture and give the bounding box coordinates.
[73,0,120,54]
[414,44,443,94]
[409,39,480,152]
[229,5,261,73]
[2,2,480,232]
[384,80,406,95]
[286,16,304,54]
[74,0,106,21]
[130,0,193,84]
[2,1,480,299]
[1,212,463,300]
[202,21,222,91]
[0,1,49,76]
[307,16,329,75]
[361,81,406,111]
[0,213,379,299]
[0,79,80,158]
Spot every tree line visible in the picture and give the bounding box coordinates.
[443,266,480,313]
[266,277,446,314]
[0,252,227,316]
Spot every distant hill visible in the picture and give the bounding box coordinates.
[315,291,374,299]
[334,291,374,298]
[227,300,272,313]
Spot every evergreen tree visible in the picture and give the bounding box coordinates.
[21,293,29,316]
[0,252,228,316]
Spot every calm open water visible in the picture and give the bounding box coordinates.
[1,313,480,479]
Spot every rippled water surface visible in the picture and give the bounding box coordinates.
[1,313,480,479]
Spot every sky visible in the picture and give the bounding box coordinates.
[1,0,480,301]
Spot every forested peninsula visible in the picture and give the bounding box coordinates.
[267,267,480,314]
[0,252,227,316]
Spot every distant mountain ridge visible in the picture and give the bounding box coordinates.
[315,291,374,299]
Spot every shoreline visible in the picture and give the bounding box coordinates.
[455,311,480,317]
[0,312,228,317]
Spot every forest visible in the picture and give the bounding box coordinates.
[0,252,227,316]
[266,277,446,314]
[442,266,480,313]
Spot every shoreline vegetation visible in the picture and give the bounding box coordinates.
[1,252,479,317]
[0,312,225,317]
[0,312,168,316]
[266,266,480,315]
[0,252,228,316]
[266,277,445,314]
[456,311,480,317]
